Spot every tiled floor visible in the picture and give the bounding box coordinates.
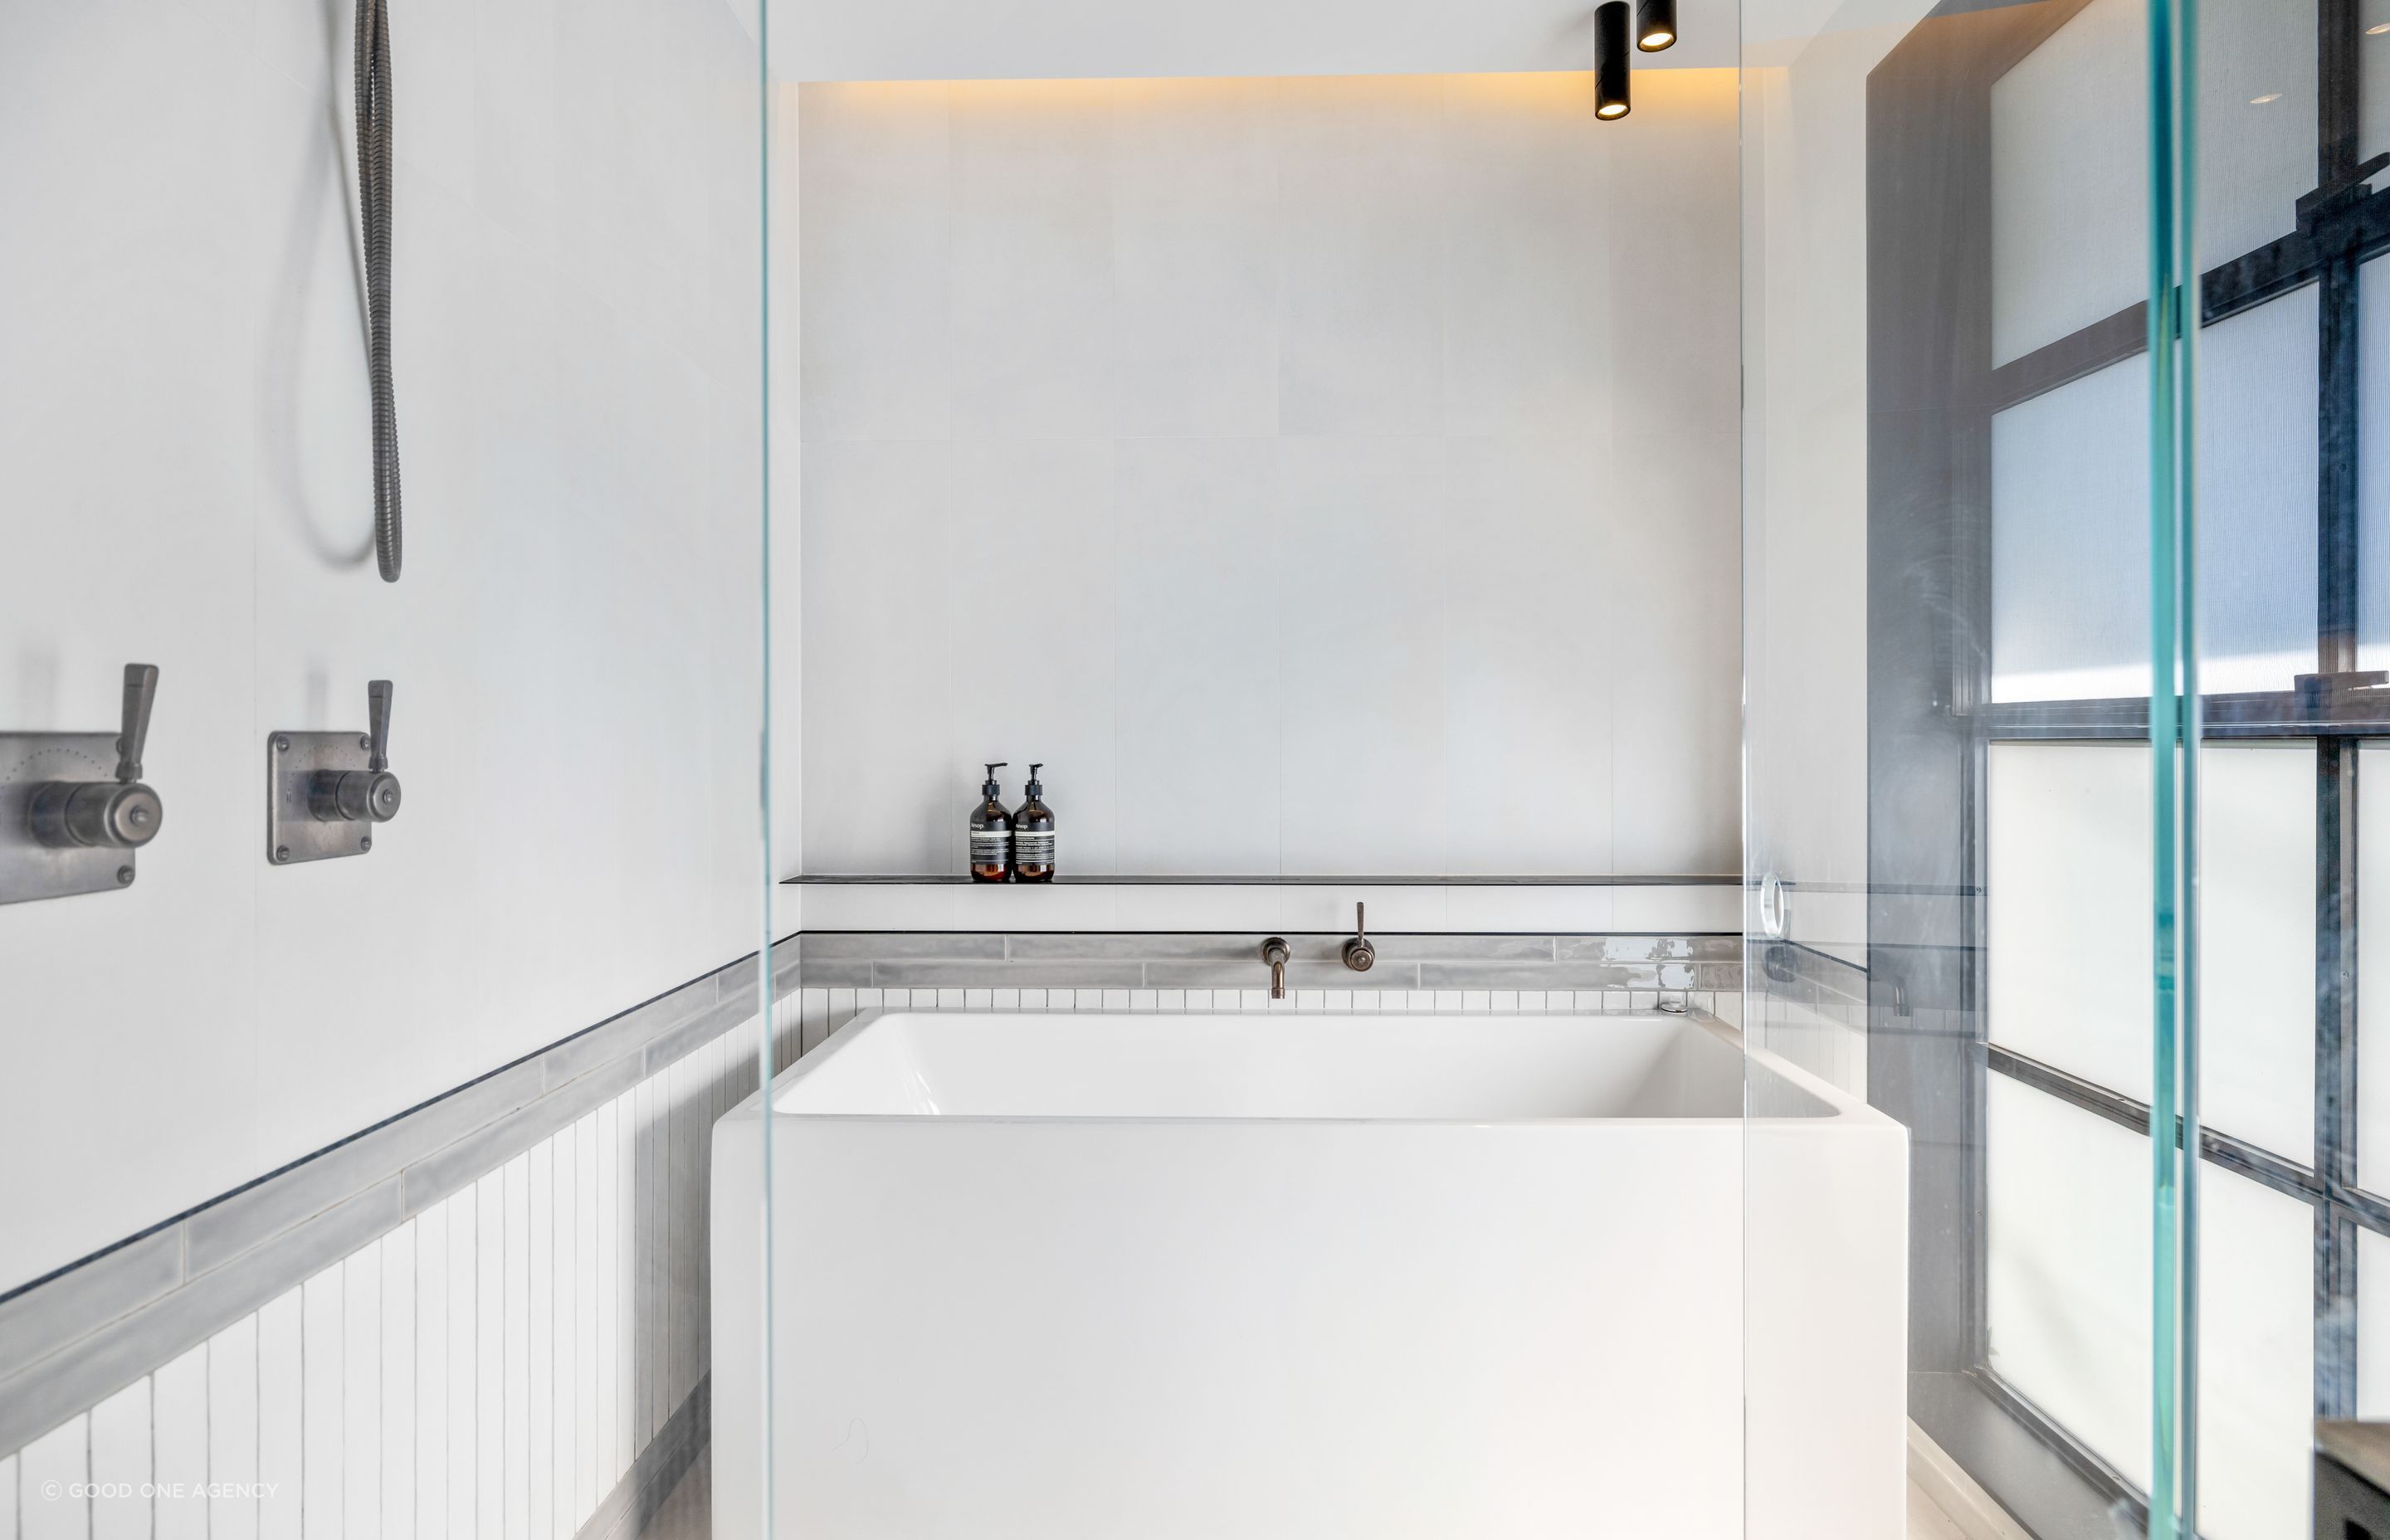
[642,1452,1979,1539]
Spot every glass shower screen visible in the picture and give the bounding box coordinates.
[1734,0,2345,1534]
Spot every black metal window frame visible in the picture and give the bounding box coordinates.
[1864,1,2389,1533]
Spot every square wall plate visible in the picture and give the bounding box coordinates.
[268,731,378,865]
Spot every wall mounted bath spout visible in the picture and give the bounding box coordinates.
[1261,936,1290,999]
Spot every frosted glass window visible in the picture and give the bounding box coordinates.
[1992,296,2318,703]
[1993,0,2310,366]
[2363,2,2390,171]
[2363,1227,2390,1417]
[1991,0,2146,364]
[2359,743,2390,1191]
[2359,260,2390,676]
[1988,1080,2317,1540]
[1989,742,2316,1160]
[2195,0,2317,272]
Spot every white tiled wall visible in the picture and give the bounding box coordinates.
[0,0,764,1296]
[796,70,1743,880]
[3,1032,749,1540]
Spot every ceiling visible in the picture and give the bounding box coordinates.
[759,0,1747,83]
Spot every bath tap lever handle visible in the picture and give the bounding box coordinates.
[115,664,159,783]
[1343,902,1375,973]
[367,680,393,772]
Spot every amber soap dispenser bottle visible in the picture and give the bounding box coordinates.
[1012,763,1056,882]
[968,763,1012,883]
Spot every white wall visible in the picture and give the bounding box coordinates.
[1739,2,1941,969]
[797,70,1742,879]
[0,1,763,1293]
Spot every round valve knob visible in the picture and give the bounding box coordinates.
[310,768,403,824]
[30,779,164,850]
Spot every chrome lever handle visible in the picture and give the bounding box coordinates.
[115,664,159,783]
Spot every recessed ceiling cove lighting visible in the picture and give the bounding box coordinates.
[2371,22,2390,33]
[1595,1,1632,120]
[2250,92,2284,104]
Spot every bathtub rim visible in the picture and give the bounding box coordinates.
[715,1007,1898,1134]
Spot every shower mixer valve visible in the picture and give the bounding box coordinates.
[268,680,403,865]
[0,663,166,906]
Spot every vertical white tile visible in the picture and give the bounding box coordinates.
[632,1077,657,1450]
[0,1452,16,1540]
[551,1125,578,1537]
[155,1342,209,1540]
[256,1289,302,1540]
[444,1191,476,1540]
[208,1314,260,1540]
[18,1414,87,1540]
[575,1113,600,1525]
[301,1266,344,1540]
[801,991,830,1056]
[594,1099,622,1497]
[474,1171,504,1540]
[414,1201,448,1540]
[503,1155,530,1540]
[343,1244,381,1540]
[87,1377,147,1540]
[526,1143,554,1540]
[380,1221,416,1540]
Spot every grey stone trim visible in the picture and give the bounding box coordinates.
[0,944,789,1461]
[794,932,1743,994]
[576,1374,710,1540]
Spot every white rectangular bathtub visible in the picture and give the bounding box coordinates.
[712,1009,1905,1538]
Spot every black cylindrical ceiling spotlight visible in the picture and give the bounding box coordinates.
[1594,0,1632,119]
[1636,0,1677,51]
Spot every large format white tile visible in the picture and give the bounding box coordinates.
[947,80,1117,439]
[802,441,958,873]
[1606,433,1740,875]
[799,83,953,442]
[1275,437,1450,872]
[1604,71,1741,441]
[1110,79,1280,438]
[943,439,1121,874]
[1438,73,1612,437]
[1273,76,1445,436]
[1439,436,1615,875]
[1114,438,1281,873]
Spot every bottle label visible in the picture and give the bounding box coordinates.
[1013,831,1056,865]
[969,830,1012,865]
